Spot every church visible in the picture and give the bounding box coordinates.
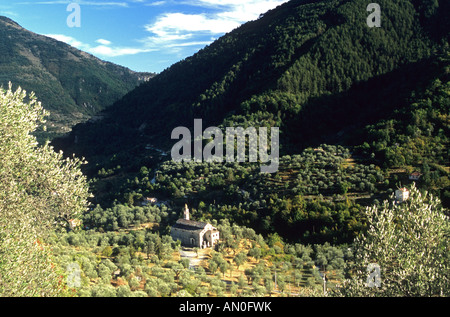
[170,204,220,249]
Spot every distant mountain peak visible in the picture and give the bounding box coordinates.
[0,16,23,29]
[0,16,156,141]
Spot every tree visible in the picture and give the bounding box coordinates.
[0,85,90,296]
[219,261,230,278]
[180,271,200,296]
[208,261,218,275]
[102,246,113,258]
[128,275,141,291]
[90,284,117,297]
[248,246,262,261]
[211,280,225,296]
[116,284,133,297]
[180,258,190,269]
[337,184,450,296]
[238,274,247,289]
[264,275,274,296]
[234,251,247,270]
[276,275,286,293]
[338,181,350,195]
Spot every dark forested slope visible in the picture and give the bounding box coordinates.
[58,0,448,167]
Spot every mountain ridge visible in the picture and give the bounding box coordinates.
[0,15,155,140]
[49,0,448,243]
[57,0,448,171]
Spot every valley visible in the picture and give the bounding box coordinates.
[0,0,449,298]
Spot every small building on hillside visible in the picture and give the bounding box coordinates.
[170,204,220,249]
[395,187,410,203]
[142,197,158,206]
[409,171,422,181]
[68,218,82,230]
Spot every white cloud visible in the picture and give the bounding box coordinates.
[145,12,241,36]
[96,38,112,45]
[46,34,88,49]
[90,45,152,57]
[186,0,287,20]
[218,0,286,21]
[46,34,154,57]
[42,0,289,65]
[145,1,166,5]
[142,0,288,50]
[18,1,129,7]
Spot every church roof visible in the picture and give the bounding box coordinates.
[172,218,210,231]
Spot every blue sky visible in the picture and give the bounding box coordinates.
[0,0,288,73]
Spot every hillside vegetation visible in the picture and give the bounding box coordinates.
[2,0,448,297]
[60,0,448,162]
[56,0,449,216]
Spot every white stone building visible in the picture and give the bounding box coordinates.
[395,187,410,203]
[170,205,220,249]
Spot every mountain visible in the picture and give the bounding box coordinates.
[56,0,448,170]
[50,0,448,243]
[0,16,155,140]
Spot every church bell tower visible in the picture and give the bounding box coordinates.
[183,204,190,221]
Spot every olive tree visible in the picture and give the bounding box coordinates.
[337,184,449,297]
[0,84,91,296]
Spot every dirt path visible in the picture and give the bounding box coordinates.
[179,248,209,269]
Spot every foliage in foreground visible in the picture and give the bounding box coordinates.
[337,184,450,296]
[0,84,91,296]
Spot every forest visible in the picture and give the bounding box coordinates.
[86,60,449,245]
[58,0,448,164]
[47,0,449,297]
